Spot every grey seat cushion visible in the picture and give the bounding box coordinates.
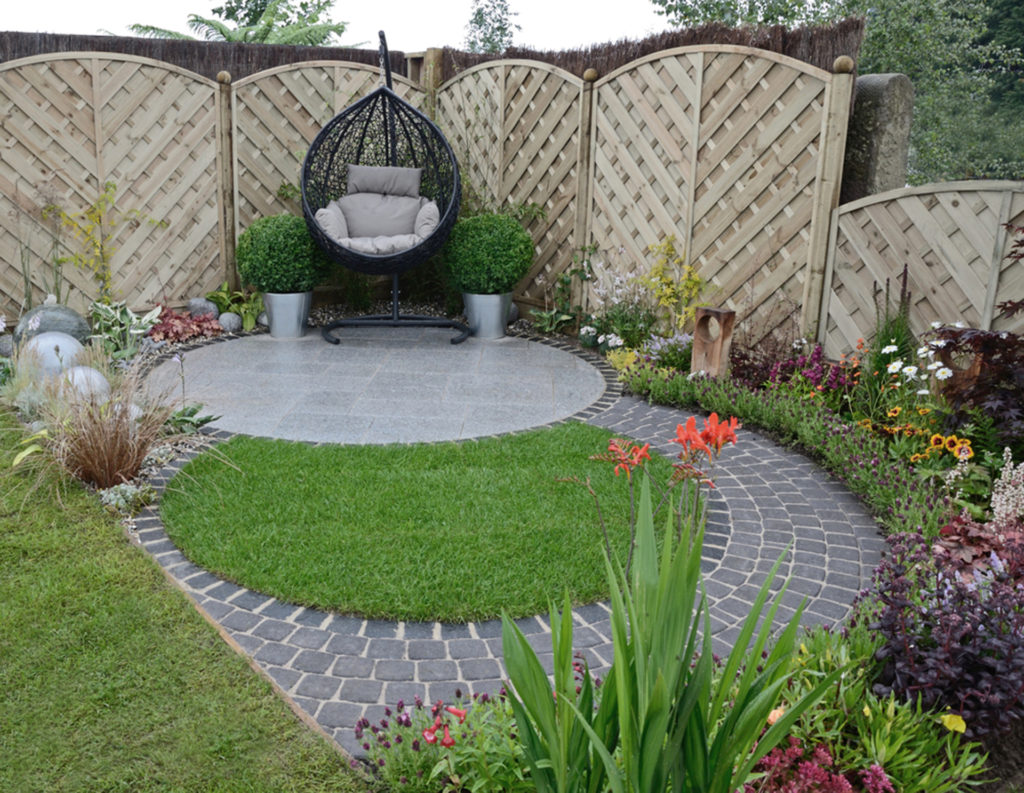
[313,165,441,255]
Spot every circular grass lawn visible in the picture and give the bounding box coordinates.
[159,422,673,622]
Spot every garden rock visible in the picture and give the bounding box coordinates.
[218,311,242,333]
[188,297,219,318]
[61,366,111,402]
[13,304,90,345]
[257,311,269,328]
[0,334,12,358]
[21,331,85,378]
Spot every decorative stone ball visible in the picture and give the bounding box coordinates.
[13,304,90,345]
[583,67,599,82]
[61,366,111,402]
[0,334,13,358]
[188,297,219,318]
[21,331,85,378]
[218,311,243,333]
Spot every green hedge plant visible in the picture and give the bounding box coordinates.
[443,212,534,294]
[235,214,328,294]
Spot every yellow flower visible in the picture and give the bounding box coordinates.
[945,435,960,452]
[953,443,975,460]
[887,406,902,418]
[910,453,924,463]
[863,705,872,717]
[857,418,873,430]
[930,434,945,449]
[940,713,967,733]
[918,407,931,416]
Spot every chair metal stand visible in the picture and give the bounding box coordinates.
[321,273,470,345]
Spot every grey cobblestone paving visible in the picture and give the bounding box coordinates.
[137,334,883,758]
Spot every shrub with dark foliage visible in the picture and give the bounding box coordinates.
[866,532,1024,738]
[929,225,1024,456]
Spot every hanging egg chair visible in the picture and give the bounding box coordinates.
[301,31,469,344]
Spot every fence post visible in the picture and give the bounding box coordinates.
[216,70,237,289]
[573,67,598,317]
[421,48,444,119]
[802,55,854,343]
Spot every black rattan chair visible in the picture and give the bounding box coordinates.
[301,31,468,344]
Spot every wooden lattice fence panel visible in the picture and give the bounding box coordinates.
[822,182,1024,359]
[0,53,222,315]
[438,61,582,308]
[232,62,426,235]
[437,64,504,214]
[588,46,850,336]
[501,63,582,304]
[588,52,701,315]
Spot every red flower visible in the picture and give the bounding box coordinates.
[671,416,711,460]
[607,438,649,479]
[422,715,442,744]
[445,706,468,724]
[440,724,455,748]
[700,412,740,453]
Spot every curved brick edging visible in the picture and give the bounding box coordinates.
[134,333,883,758]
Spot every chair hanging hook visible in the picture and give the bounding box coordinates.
[378,31,393,90]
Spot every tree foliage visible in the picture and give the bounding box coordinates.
[129,0,346,45]
[648,0,1024,182]
[465,0,519,54]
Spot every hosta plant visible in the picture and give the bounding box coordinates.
[89,300,162,360]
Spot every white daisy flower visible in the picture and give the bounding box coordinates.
[916,389,931,396]
[881,344,899,355]
[927,361,942,371]
[916,346,931,358]
[886,360,904,374]
[929,339,948,349]
[930,320,943,329]
[902,365,919,379]
[935,367,954,381]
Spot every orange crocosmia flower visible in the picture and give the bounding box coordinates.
[630,443,651,467]
[607,438,648,479]
[672,416,711,460]
[700,412,740,453]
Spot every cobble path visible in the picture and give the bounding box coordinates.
[134,336,883,758]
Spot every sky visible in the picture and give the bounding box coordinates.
[4,1,671,52]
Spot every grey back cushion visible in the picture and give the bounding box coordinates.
[347,164,422,197]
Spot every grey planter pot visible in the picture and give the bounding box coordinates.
[463,292,512,340]
[263,291,313,338]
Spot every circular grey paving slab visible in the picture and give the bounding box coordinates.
[146,327,609,444]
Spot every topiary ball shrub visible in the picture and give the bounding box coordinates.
[236,214,329,294]
[443,212,534,295]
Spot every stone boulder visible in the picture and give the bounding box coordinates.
[21,331,85,378]
[0,334,13,358]
[61,366,112,402]
[218,311,242,333]
[188,297,219,318]
[14,304,91,345]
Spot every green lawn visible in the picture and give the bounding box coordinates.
[0,409,368,793]
[160,422,672,622]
